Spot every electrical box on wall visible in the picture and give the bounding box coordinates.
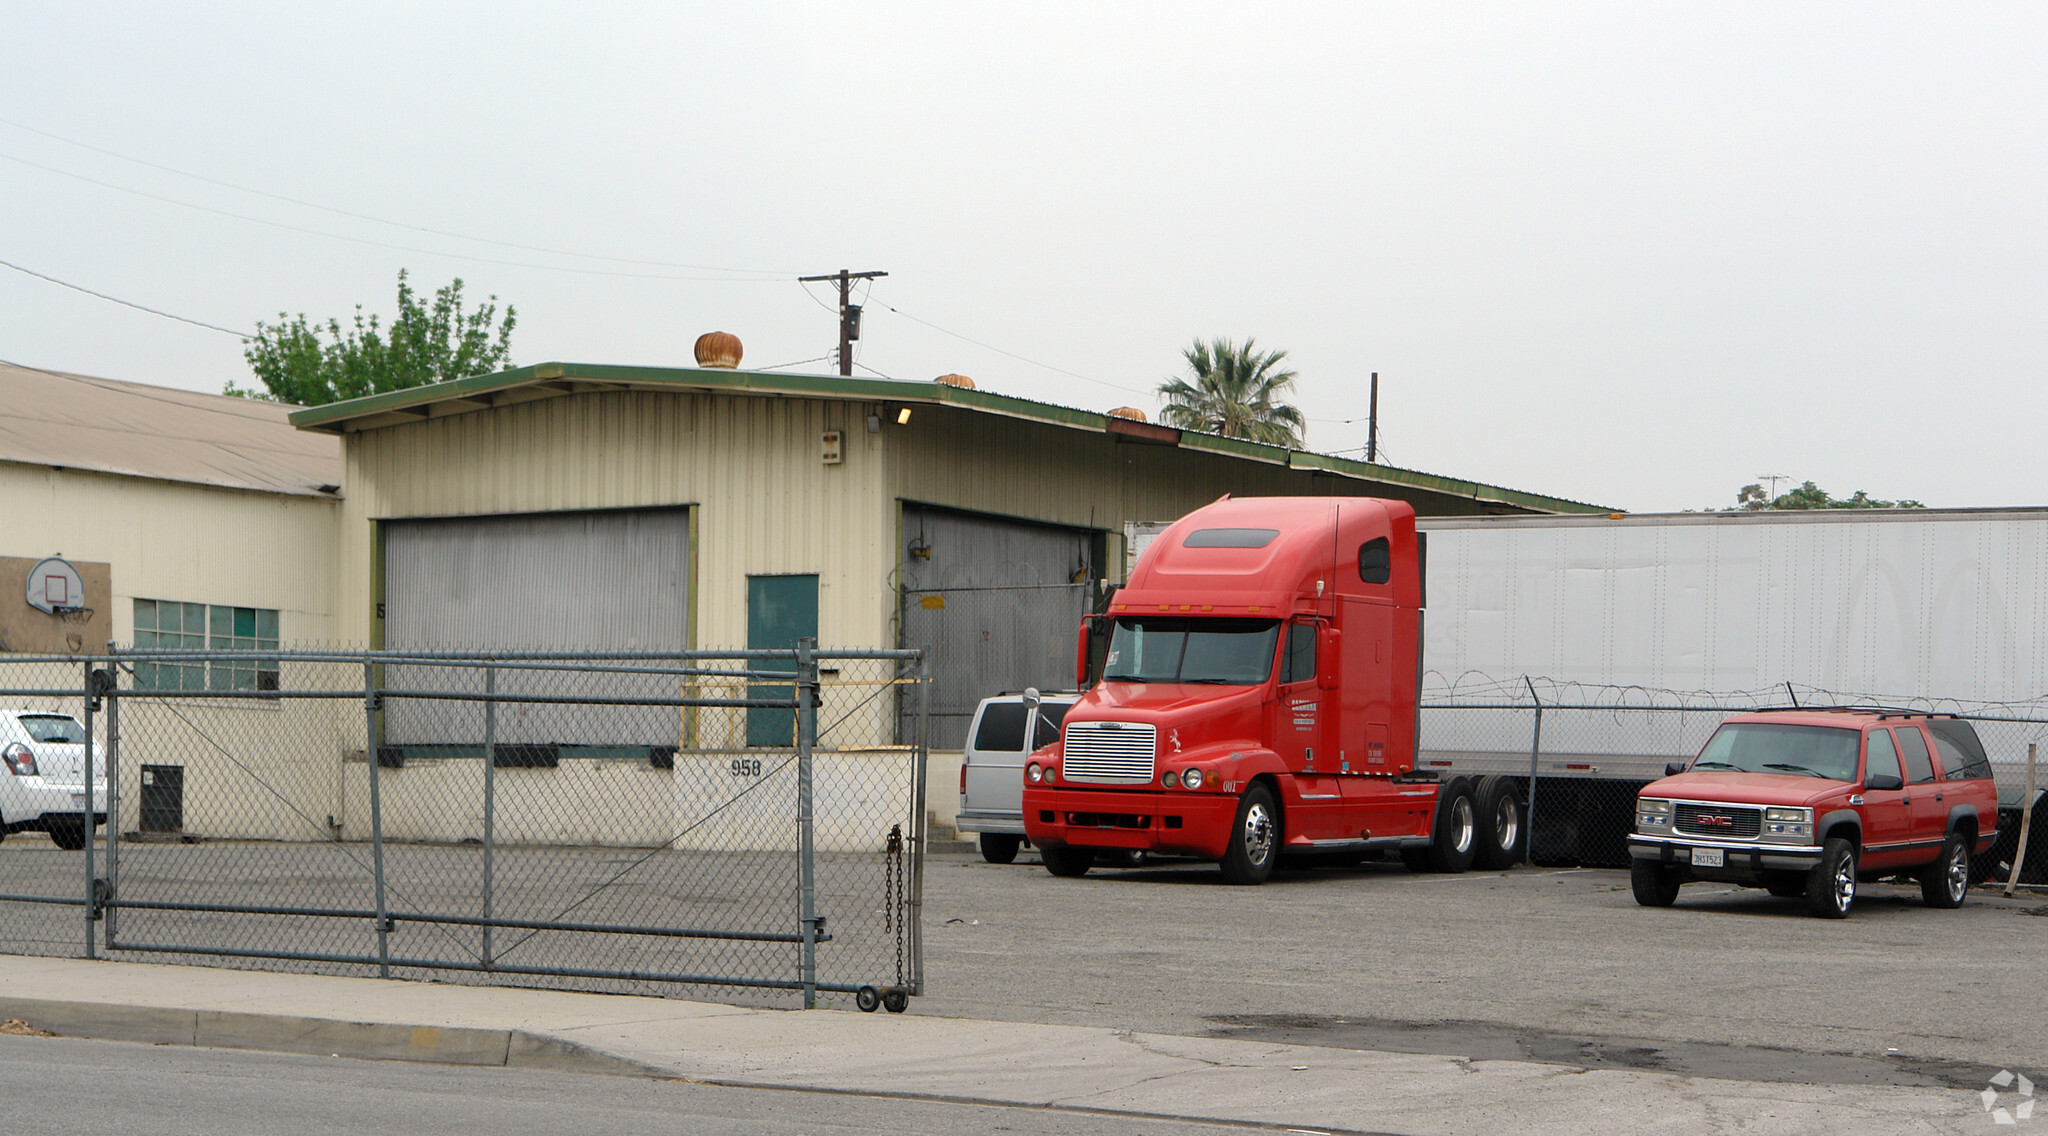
[821,430,843,464]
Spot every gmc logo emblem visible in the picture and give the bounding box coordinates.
[1695,815,1733,827]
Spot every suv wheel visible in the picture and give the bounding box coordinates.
[1919,834,1970,909]
[1631,859,1682,906]
[978,833,1022,864]
[1806,837,1857,919]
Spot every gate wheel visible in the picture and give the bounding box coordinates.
[882,988,909,1013]
[856,986,881,1013]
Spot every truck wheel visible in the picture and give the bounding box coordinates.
[979,833,1022,864]
[1471,775,1524,870]
[1806,837,1857,919]
[1219,783,1279,885]
[1424,785,1477,873]
[1042,845,1094,878]
[1630,859,1682,906]
[47,821,87,852]
[1919,834,1970,909]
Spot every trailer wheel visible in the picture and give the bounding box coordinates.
[1471,775,1523,870]
[1219,783,1279,885]
[856,986,881,1012]
[979,833,1022,864]
[1042,845,1094,878]
[1424,784,1478,873]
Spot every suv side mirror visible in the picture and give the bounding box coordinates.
[1865,772,1903,792]
[1665,761,1688,777]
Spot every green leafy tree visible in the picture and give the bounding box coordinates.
[231,270,516,405]
[1156,336,1306,447]
[1733,481,1925,510]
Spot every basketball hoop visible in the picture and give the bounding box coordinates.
[53,605,93,624]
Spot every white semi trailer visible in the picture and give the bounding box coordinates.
[1414,507,2048,789]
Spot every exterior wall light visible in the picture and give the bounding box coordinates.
[896,407,912,425]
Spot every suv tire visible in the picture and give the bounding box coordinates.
[1806,837,1857,919]
[1631,859,1682,906]
[978,833,1022,864]
[1042,845,1094,878]
[1919,833,1970,909]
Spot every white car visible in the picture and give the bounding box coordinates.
[957,690,1078,863]
[1,710,110,850]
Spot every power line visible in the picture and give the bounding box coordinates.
[0,116,794,277]
[0,257,252,337]
[0,151,790,283]
[875,302,1153,398]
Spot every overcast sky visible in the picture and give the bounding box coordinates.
[3,4,2041,512]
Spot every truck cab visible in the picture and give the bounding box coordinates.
[1021,496,1520,883]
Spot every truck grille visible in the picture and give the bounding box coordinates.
[1061,722,1156,785]
[1674,803,1762,839]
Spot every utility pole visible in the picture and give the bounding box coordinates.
[798,269,888,376]
[1366,372,1379,463]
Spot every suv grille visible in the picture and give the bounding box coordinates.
[1674,803,1762,839]
[1061,722,1156,785]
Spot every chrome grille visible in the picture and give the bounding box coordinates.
[1061,721,1157,785]
[1674,803,1762,839]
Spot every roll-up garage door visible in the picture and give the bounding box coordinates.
[382,508,688,747]
[897,504,1095,750]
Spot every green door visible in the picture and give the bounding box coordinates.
[747,574,819,746]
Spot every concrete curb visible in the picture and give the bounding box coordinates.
[0,996,672,1079]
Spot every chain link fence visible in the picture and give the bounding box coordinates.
[1421,676,2048,882]
[0,645,927,1011]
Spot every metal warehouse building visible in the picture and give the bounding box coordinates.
[290,362,1600,747]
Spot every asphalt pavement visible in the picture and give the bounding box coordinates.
[0,954,2018,1136]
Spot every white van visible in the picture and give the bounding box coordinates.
[956,690,1077,863]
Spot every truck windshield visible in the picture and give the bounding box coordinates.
[1689,723,1860,781]
[1101,618,1280,685]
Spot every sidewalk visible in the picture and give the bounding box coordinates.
[0,957,2000,1136]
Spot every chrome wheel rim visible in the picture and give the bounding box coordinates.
[1832,853,1856,912]
[1450,796,1476,856]
[1493,796,1519,855]
[1243,802,1275,866]
[1946,846,1968,902]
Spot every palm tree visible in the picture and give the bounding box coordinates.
[1156,337,1306,447]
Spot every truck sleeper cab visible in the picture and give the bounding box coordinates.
[1021,496,1523,884]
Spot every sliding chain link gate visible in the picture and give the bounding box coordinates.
[0,644,928,1011]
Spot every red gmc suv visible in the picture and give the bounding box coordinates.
[1627,709,1999,918]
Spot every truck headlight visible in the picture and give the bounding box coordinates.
[1160,770,1179,789]
[1181,768,1205,790]
[1026,763,1043,784]
[1637,798,1673,831]
[1762,806,1813,842]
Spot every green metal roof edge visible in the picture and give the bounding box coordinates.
[286,361,1606,513]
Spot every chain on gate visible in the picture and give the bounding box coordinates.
[858,824,910,1013]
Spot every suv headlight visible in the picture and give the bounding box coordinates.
[1636,797,1673,831]
[1762,806,1813,843]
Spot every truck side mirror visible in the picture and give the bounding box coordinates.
[1665,761,1687,777]
[1075,621,1092,688]
[1022,687,1041,713]
[1317,626,1341,690]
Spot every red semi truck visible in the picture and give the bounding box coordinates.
[1021,495,1524,883]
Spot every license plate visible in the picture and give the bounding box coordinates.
[70,793,86,806]
[1691,847,1724,868]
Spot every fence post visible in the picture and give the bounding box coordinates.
[796,638,819,1009]
[1521,676,1543,865]
[482,663,497,968]
[81,659,97,959]
[908,652,929,995]
[2007,742,2037,898]
[365,656,390,978]
[104,646,120,946]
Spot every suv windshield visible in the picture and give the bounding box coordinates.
[1102,618,1280,685]
[18,715,86,744]
[1690,723,1860,781]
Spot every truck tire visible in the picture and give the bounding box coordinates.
[1424,784,1478,873]
[1806,837,1857,919]
[1472,775,1524,870]
[1631,859,1682,906]
[979,833,1022,864]
[1042,845,1094,878]
[1219,783,1279,885]
[1919,834,1970,909]
[46,821,87,852]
